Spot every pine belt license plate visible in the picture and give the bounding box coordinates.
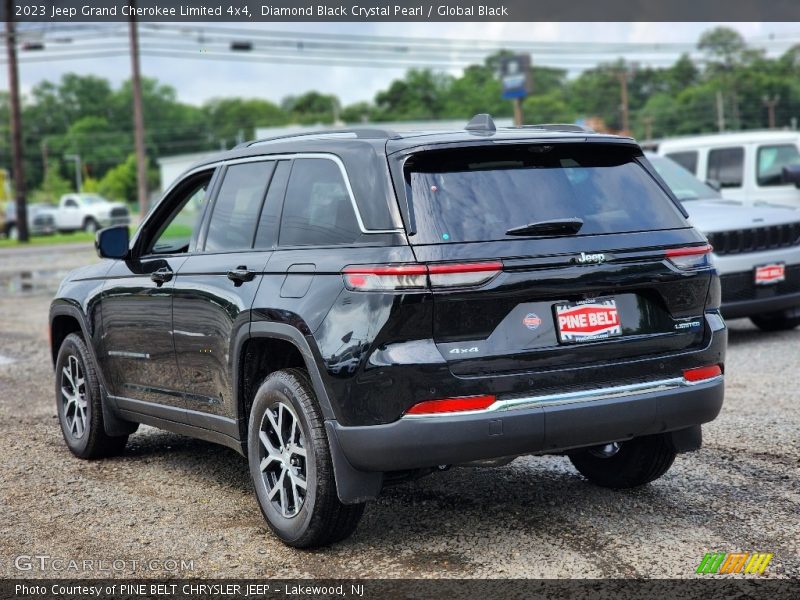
[755,263,785,286]
[555,297,622,344]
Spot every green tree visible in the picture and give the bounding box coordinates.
[204,97,288,143]
[373,69,452,121]
[281,91,340,124]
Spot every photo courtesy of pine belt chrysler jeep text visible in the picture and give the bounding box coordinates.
[50,115,726,547]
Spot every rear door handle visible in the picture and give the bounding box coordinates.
[150,267,173,285]
[227,266,256,286]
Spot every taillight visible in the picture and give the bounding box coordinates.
[342,264,427,291]
[665,244,713,269]
[342,261,502,291]
[405,394,496,416]
[683,364,723,383]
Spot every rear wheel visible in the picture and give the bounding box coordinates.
[569,434,677,489]
[750,311,800,332]
[55,333,129,458]
[247,368,365,548]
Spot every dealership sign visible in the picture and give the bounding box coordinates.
[500,54,531,99]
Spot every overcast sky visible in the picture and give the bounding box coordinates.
[8,21,800,106]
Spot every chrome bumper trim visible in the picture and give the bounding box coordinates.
[402,375,723,419]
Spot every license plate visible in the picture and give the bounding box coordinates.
[755,263,785,286]
[555,297,622,343]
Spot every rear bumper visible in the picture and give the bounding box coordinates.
[332,376,724,472]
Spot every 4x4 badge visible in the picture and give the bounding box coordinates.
[576,252,605,264]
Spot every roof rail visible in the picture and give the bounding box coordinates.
[244,127,399,147]
[465,113,497,133]
[518,123,596,134]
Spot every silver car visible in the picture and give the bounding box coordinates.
[648,153,800,331]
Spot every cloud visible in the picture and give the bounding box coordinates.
[6,22,799,107]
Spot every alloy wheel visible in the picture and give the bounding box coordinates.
[61,355,88,439]
[258,402,308,518]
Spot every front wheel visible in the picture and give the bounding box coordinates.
[55,333,129,458]
[569,434,677,489]
[83,218,99,234]
[750,311,800,332]
[247,368,364,548]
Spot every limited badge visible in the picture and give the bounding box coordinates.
[523,312,542,330]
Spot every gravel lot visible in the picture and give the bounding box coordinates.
[1,247,798,579]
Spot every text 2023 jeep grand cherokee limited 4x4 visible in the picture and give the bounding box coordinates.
[50,115,726,547]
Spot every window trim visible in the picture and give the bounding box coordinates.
[186,153,402,235]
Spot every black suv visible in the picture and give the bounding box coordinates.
[50,116,726,547]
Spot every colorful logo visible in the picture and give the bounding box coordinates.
[696,552,773,575]
[523,312,542,330]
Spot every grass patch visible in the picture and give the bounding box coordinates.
[0,227,137,249]
[0,231,97,249]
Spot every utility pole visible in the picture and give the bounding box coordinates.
[716,91,726,132]
[763,95,780,129]
[5,1,28,242]
[512,98,524,127]
[129,8,148,215]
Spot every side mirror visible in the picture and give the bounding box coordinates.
[95,225,129,259]
[705,179,721,192]
[781,164,800,188]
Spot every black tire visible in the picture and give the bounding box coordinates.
[83,218,99,234]
[569,434,677,489]
[247,368,365,548]
[55,333,129,459]
[750,311,800,332]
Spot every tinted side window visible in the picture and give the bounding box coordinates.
[279,158,361,247]
[665,151,698,174]
[205,161,274,252]
[707,147,744,188]
[757,144,800,187]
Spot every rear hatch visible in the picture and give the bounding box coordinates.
[395,141,714,377]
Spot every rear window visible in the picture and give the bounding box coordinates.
[403,144,687,244]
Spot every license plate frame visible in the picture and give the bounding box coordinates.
[555,297,622,344]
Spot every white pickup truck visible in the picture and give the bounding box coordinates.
[55,193,130,233]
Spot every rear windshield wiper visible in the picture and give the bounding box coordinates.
[505,218,584,237]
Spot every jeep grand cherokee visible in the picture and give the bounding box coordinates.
[50,115,726,547]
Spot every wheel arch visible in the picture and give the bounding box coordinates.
[50,301,137,436]
[236,322,383,504]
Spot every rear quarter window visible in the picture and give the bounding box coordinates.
[403,143,687,244]
[278,158,362,247]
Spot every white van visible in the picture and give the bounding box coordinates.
[657,131,800,207]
